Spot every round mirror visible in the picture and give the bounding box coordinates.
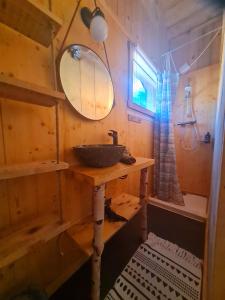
[59,44,114,120]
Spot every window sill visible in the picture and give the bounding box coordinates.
[128,102,155,119]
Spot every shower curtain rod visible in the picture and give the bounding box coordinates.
[162,25,223,57]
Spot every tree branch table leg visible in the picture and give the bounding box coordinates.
[140,168,148,242]
[91,184,105,300]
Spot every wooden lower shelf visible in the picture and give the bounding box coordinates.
[67,193,141,256]
[0,214,71,268]
[0,160,69,180]
[46,234,90,296]
[148,195,208,222]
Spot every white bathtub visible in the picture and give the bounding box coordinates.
[148,193,208,222]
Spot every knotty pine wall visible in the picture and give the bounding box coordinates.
[170,16,222,73]
[0,0,167,297]
[174,64,219,197]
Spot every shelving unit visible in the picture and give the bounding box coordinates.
[70,157,154,300]
[68,193,141,256]
[0,160,69,180]
[46,242,89,296]
[48,193,141,295]
[0,214,72,268]
[0,0,66,268]
[0,1,70,294]
[0,0,63,47]
[0,74,65,107]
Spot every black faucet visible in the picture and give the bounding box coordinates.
[108,130,118,145]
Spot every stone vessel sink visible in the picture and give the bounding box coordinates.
[73,144,125,168]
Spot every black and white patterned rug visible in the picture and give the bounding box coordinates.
[105,233,202,300]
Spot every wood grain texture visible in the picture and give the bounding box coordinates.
[0,0,165,297]
[72,157,154,186]
[0,101,6,165]
[0,160,68,180]
[0,101,56,164]
[209,144,225,299]
[0,181,10,231]
[140,168,148,241]
[0,0,63,47]
[174,64,219,197]
[158,0,221,40]
[67,193,141,256]
[0,73,65,107]
[208,19,225,300]
[0,214,71,268]
[0,0,219,296]
[170,16,222,72]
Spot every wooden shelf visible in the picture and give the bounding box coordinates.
[72,157,155,186]
[148,195,208,222]
[0,0,63,47]
[0,74,66,107]
[46,235,90,296]
[67,193,141,256]
[0,214,72,268]
[0,160,69,180]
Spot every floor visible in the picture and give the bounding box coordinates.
[51,201,205,299]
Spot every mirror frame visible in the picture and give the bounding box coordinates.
[58,44,115,120]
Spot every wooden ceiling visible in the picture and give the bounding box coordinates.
[157,0,222,40]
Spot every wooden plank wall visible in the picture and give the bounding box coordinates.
[174,64,219,197]
[0,0,167,297]
[208,17,225,299]
[170,16,222,73]
[210,142,225,299]
[159,1,221,197]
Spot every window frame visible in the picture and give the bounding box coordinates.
[128,42,157,118]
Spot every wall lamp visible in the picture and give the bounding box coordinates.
[80,6,108,42]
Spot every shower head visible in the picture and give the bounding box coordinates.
[185,84,192,94]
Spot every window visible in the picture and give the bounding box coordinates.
[128,42,157,117]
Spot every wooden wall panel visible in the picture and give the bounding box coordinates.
[210,123,225,300]
[36,173,59,215]
[0,102,5,165]
[0,181,10,231]
[174,64,219,196]
[127,118,154,196]
[170,16,222,73]
[102,0,167,67]
[0,23,52,86]
[0,0,166,297]
[7,177,39,224]
[1,102,56,164]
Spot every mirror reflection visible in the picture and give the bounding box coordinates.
[59,44,114,120]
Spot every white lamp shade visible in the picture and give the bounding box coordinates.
[90,15,108,42]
